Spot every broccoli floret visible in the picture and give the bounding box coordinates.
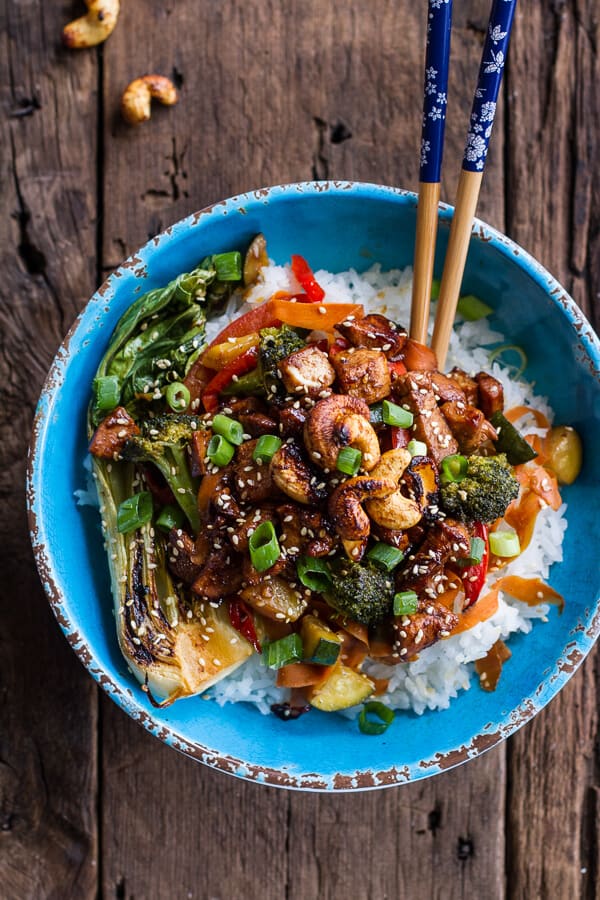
[259,325,305,397]
[325,559,395,626]
[439,453,519,524]
[121,414,201,531]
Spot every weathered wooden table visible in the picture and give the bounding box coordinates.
[2,1,599,897]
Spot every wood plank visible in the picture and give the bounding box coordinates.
[0,2,99,897]
[100,3,507,899]
[505,3,600,897]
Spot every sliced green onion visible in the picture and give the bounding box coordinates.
[207,434,235,467]
[249,521,281,572]
[336,446,362,475]
[369,402,384,425]
[393,590,418,616]
[468,537,486,565]
[407,439,427,458]
[214,251,243,282]
[430,278,441,301]
[367,543,404,572]
[156,504,186,533]
[252,434,282,462]
[488,344,528,378]
[382,399,414,428]
[457,294,493,321]
[117,491,153,534]
[211,413,244,446]
[297,556,331,593]
[93,375,120,412]
[440,454,468,484]
[489,530,521,558]
[264,634,303,669]
[165,381,191,411]
[358,701,395,735]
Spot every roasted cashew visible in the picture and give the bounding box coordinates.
[365,449,423,531]
[304,394,380,472]
[121,75,178,125]
[328,476,395,543]
[63,0,120,48]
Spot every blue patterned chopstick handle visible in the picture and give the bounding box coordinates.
[419,0,453,184]
[463,0,517,172]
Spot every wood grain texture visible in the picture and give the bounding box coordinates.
[0,2,99,898]
[505,4,600,898]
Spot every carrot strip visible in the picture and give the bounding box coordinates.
[453,587,500,635]
[528,466,562,511]
[493,575,564,613]
[271,298,364,331]
[276,662,332,688]
[504,405,549,429]
[371,677,391,696]
[504,490,543,553]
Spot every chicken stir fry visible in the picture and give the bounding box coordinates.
[88,240,579,725]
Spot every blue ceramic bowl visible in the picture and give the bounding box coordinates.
[28,182,600,790]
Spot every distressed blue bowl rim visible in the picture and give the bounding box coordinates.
[27,181,600,791]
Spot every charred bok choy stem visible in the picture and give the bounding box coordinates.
[88,257,254,704]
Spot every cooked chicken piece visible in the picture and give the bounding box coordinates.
[278,344,336,395]
[222,396,266,416]
[242,552,290,586]
[440,400,498,454]
[394,372,459,465]
[212,485,242,519]
[234,439,278,504]
[372,526,412,553]
[167,528,205,584]
[395,518,470,600]
[335,313,407,358]
[189,429,212,477]
[228,506,277,552]
[191,547,243,600]
[277,503,338,558]
[475,371,504,418]
[447,367,478,405]
[331,348,391,405]
[430,371,467,404]
[237,411,278,437]
[89,406,140,459]
[392,601,459,659]
[277,402,309,438]
[270,441,328,505]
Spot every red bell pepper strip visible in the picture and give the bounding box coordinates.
[328,336,350,357]
[228,600,262,653]
[390,426,410,449]
[388,360,407,377]
[463,522,489,608]
[201,346,259,412]
[291,255,325,303]
[205,300,281,349]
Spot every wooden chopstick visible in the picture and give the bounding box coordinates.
[431,0,518,369]
[410,0,453,345]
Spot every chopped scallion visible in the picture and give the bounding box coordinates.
[155,504,186,533]
[297,556,331,593]
[430,278,441,300]
[214,251,243,281]
[264,634,303,669]
[489,530,521,558]
[468,536,486,565]
[393,590,418,616]
[165,381,191,411]
[117,491,153,534]
[336,446,362,475]
[407,439,427,458]
[382,399,414,428]
[440,454,468,484]
[207,434,235,467]
[211,413,244,446]
[252,434,282,462]
[358,701,395,735]
[457,294,493,321]
[488,344,527,378]
[93,375,120,412]
[249,521,281,572]
[366,542,404,572]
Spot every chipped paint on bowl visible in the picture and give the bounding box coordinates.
[27,182,600,791]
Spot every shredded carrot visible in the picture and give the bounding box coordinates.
[371,677,391,696]
[453,587,500,634]
[475,639,512,692]
[504,405,550,429]
[338,632,369,669]
[276,662,332,688]
[504,490,543,553]
[493,575,564,613]
[436,583,463,613]
[528,466,562,511]
[271,298,364,331]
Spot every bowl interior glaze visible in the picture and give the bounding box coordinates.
[28,183,600,790]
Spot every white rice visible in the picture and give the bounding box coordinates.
[203,262,566,717]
